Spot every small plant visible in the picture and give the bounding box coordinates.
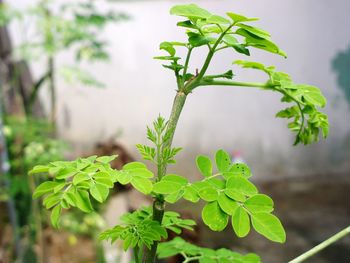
[30,4,329,263]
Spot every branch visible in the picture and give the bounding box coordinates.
[185,24,235,92]
[182,47,193,86]
[28,70,50,108]
[289,226,350,263]
[199,79,275,89]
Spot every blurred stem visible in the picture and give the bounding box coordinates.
[48,56,56,128]
[143,91,187,263]
[289,226,350,263]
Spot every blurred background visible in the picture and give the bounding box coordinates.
[0,0,349,262]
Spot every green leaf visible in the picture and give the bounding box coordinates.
[188,34,213,47]
[177,20,197,29]
[232,206,250,237]
[154,56,180,61]
[232,44,250,56]
[236,23,271,39]
[223,35,238,46]
[123,162,147,170]
[29,165,49,175]
[237,29,286,57]
[226,163,252,178]
[202,201,228,231]
[96,155,117,164]
[64,192,76,207]
[224,189,246,202]
[226,176,258,196]
[43,193,61,209]
[196,155,212,177]
[160,41,176,56]
[243,253,261,263]
[90,184,109,203]
[95,177,114,188]
[251,213,286,243]
[183,185,200,203]
[153,181,182,194]
[73,172,90,185]
[162,174,188,185]
[206,15,230,25]
[299,85,326,107]
[226,12,259,23]
[245,194,274,213]
[217,193,239,215]
[275,106,300,119]
[165,189,184,203]
[33,181,60,199]
[51,205,61,228]
[170,4,211,19]
[215,149,231,173]
[131,177,153,194]
[115,171,131,185]
[234,60,267,71]
[75,189,93,212]
[55,167,77,180]
[198,187,218,202]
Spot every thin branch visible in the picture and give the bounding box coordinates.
[199,79,275,89]
[182,47,193,86]
[289,226,350,263]
[196,24,234,81]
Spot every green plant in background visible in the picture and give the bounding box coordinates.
[30,4,330,263]
[0,0,127,121]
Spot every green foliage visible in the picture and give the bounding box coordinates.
[30,156,154,227]
[234,60,328,145]
[158,237,261,263]
[153,149,286,243]
[155,3,328,146]
[137,116,182,167]
[99,207,195,250]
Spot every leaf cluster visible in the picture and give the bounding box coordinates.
[155,4,286,91]
[29,156,155,228]
[153,149,286,243]
[137,116,182,166]
[234,60,329,145]
[154,4,329,145]
[99,207,195,251]
[158,237,260,263]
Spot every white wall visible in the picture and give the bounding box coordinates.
[9,0,350,178]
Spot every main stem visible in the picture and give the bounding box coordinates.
[143,91,187,263]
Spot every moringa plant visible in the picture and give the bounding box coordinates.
[29,4,329,263]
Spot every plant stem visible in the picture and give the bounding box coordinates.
[289,226,350,263]
[199,79,274,89]
[143,91,187,263]
[48,56,56,127]
[188,24,234,90]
